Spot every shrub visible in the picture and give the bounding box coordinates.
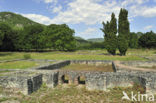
[133,83,145,94]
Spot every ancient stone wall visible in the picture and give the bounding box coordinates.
[0,71,42,95]
[0,60,156,95]
[58,71,147,92]
[35,60,70,70]
[35,70,59,88]
[70,60,112,65]
[113,61,156,72]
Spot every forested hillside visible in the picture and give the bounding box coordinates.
[0,12,40,30]
[0,12,76,51]
[87,38,104,43]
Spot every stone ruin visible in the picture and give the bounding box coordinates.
[0,60,156,95]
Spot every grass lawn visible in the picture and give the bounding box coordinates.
[0,61,39,69]
[62,64,114,72]
[0,49,155,61]
[0,84,148,103]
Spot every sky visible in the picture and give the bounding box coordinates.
[0,0,156,39]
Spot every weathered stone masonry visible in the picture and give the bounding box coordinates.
[0,71,42,95]
[0,60,156,95]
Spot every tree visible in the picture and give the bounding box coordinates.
[129,32,138,48]
[22,24,45,51]
[138,31,156,48]
[0,23,16,51]
[101,13,117,55]
[45,24,76,51]
[118,35,129,55]
[118,8,130,55]
[0,23,6,46]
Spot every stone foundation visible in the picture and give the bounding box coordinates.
[0,60,156,95]
[0,71,42,95]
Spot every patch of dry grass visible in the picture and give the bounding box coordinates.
[62,64,114,72]
[0,84,151,103]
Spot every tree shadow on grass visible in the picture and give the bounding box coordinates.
[98,53,121,56]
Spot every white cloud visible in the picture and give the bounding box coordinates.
[48,0,156,25]
[44,0,52,3]
[24,0,156,26]
[22,14,53,25]
[32,0,156,26]
[79,28,96,35]
[130,5,156,17]
[52,5,62,13]
[121,0,148,7]
[43,0,57,4]
[50,0,120,25]
[144,25,153,30]
[33,0,57,4]
[141,7,156,17]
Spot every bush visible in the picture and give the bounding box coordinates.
[133,83,145,94]
[23,54,31,59]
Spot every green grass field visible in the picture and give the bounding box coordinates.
[0,61,39,69]
[0,49,155,61]
[0,49,155,69]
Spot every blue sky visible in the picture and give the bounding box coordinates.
[0,0,156,39]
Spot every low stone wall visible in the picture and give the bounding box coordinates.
[86,72,147,91]
[35,60,70,70]
[0,60,156,95]
[0,71,42,95]
[113,61,156,73]
[58,70,87,85]
[120,61,156,67]
[34,70,59,88]
[70,60,112,65]
[58,70,156,94]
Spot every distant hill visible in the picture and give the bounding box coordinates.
[0,11,104,44]
[75,36,89,43]
[0,12,40,30]
[87,38,104,43]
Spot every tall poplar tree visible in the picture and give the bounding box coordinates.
[118,8,130,55]
[101,13,117,55]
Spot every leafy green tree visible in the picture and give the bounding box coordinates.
[0,23,6,46]
[45,24,76,51]
[138,31,156,48]
[0,22,16,51]
[13,29,26,51]
[22,24,44,51]
[136,32,144,38]
[129,32,138,48]
[118,8,130,55]
[101,13,117,55]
